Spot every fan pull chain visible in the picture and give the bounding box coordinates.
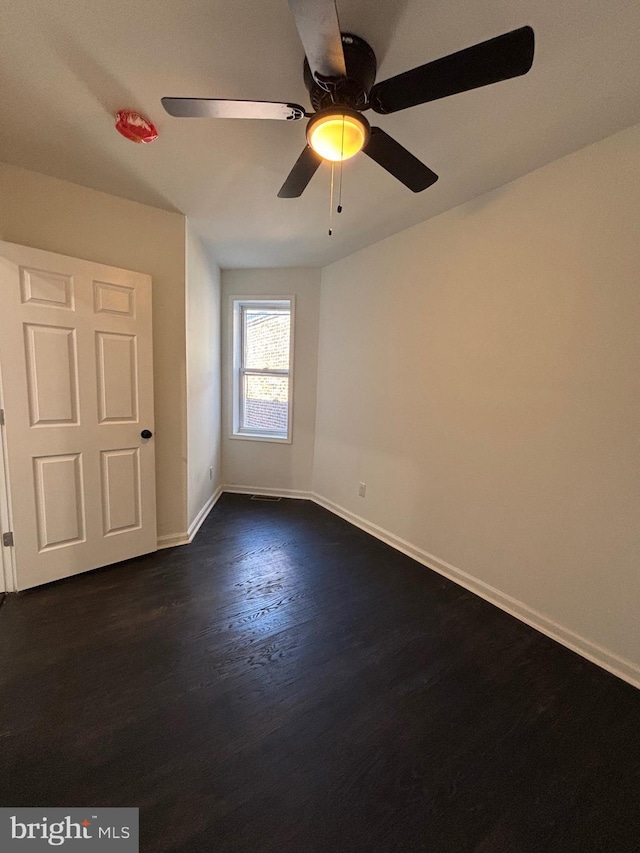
[337,119,344,213]
[329,162,335,236]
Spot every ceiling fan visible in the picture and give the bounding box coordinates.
[162,0,534,198]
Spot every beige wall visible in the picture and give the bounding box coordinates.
[0,162,188,538]
[221,268,320,493]
[186,223,221,529]
[313,123,640,681]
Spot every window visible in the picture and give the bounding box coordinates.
[232,298,294,442]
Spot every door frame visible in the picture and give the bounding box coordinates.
[0,362,17,593]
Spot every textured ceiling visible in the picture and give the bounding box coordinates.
[1,0,639,267]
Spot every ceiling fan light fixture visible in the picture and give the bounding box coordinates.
[306,108,370,162]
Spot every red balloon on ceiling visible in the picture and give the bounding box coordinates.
[115,110,158,144]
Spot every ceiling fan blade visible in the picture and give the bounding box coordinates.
[370,26,534,114]
[364,128,438,192]
[287,0,346,80]
[278,145,323,198]
[161,98,306,120]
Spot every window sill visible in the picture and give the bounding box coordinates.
[230,432,292,445]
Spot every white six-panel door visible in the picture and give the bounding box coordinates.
[0,241,157,590]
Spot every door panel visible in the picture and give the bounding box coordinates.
[33,453,86,550]
[96,332,138,422]
[0,241,156,590]
[94,281,135,317]
[21,268,75,309]
[101,448,141,535]
[25,324,79,425]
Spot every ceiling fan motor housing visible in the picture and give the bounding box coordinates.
[304,33,377,111]
[163,2,534,200]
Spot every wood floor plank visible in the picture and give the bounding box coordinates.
[0,494,638,851]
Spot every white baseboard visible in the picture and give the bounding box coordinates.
[157,486,224,550]
[157,532,190,550]
[310,492,640,690]
[187,485,224,540]
[222,484,312,500]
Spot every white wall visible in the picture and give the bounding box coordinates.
[0,162,188,539]
[221,268,320,494]
[186,223,222,530]
[3,129,638,685]
[313,123,640,684]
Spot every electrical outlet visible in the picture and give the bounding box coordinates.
[358,482,366,497]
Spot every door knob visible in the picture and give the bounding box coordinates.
[141,429,153,439]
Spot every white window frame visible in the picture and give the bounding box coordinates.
[231,297,294,443]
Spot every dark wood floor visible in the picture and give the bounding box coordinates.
[1,494,639,852]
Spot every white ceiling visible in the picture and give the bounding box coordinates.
[1,0,639,268]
